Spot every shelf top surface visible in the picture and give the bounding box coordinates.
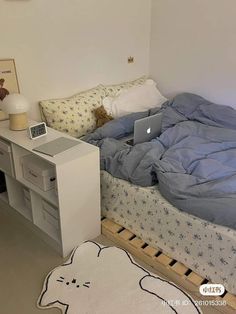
[0,120,98,165]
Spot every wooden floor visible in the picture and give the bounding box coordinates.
[102,217,236,314]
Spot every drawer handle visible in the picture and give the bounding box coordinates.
[50,177,56,182]
[29,170,38,178]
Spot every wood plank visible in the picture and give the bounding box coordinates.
[102,218,123,234]
[223,293,236,310]
[101,218,236,313]
[129,237,145,249]
[187,272,205,286]
[118,229,134,241]
[156,253,172,266]
[143,245,159,257]
[171,262,189,276]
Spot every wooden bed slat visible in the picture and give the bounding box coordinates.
[143,246,159,257]
[101,218,236,312]
[129,237,145,249]
[119,229,134,241]
[156,253,172,266]
[186,272,205,286]
[102,218,123,234]
[171,262,189,276]
[223,293,236,309]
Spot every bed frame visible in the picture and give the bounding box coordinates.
[101,217,236,314]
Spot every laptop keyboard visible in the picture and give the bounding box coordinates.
[126,139,134,146]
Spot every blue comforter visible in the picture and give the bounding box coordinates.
[84,93,236,229]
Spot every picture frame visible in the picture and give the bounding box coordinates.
[0,59,20,121]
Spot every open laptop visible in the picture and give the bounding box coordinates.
[121,112,163,146]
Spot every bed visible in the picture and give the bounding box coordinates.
[100,170,236,295]
[82,91,236,296]
[40,82,236,296]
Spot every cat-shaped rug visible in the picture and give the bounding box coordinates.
[38,241,202,314]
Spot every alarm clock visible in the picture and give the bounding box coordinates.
[28,122,47,139]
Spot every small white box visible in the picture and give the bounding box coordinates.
[24,196,32,210]
[23,188,31,210]
[42,199,59,219]
[42,210,59,230]
[0,139,14,176]
[42,199,60,241]
[42,216,60,242]
[21,155,56,191]
[23,187,30,200]
[43,205,59,229]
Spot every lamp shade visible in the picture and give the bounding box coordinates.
[0,93,30,114]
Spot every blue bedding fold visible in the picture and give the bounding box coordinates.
[84,93,236,229]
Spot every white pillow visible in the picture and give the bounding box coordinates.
[103,80,167,118]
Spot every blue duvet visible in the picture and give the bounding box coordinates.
[84,93,236,230]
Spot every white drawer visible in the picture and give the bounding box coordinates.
[0,139,14,176]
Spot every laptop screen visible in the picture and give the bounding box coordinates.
[133,113,162,145]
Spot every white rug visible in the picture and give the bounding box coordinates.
[38,241,202,314]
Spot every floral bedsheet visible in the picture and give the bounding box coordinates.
[101,171,236,294]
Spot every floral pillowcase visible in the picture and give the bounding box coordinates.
[39,85,106,138]
[104,76,147,97]
[39,76,147,138]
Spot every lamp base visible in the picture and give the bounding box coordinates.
[9,113,28,131]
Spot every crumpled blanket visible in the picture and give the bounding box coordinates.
[84,93,236,229]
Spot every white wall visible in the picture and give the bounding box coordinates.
[150,0,236,107]
[0,0,151,120]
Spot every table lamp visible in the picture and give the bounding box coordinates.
[0,93,30,130]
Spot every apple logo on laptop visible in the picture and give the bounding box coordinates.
[147,127,151,134]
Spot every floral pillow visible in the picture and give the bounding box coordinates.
[104,76,147,97]
[39,85,106,138]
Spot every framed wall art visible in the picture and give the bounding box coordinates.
[0,59,20,120]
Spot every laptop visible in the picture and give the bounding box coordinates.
[121,112,163,146]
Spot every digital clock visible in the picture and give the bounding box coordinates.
[28,122,47,139]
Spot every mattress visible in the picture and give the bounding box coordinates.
[101,171,236,294]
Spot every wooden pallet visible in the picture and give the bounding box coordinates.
[101,217,236,314]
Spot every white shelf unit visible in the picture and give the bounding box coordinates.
[0,120,101,257]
